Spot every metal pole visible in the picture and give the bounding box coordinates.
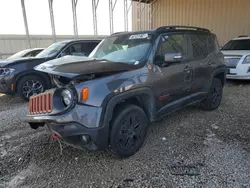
[109,0,113,34]
[140,3,146,30]
[124,0,127,31]
[109,0,117,34]
[137,1,142,31]
[150,0,158,30]
[48,0,56,42]
[148,2,151,30]
[124,0,132,31]
[20,0,31,48]
[92,0,99,37]
[72,0,78,39]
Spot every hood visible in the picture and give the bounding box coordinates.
[221,50,250,56]
[34,55,140,79]
[0,57,46,67]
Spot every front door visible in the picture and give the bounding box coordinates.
[152,33,193,112]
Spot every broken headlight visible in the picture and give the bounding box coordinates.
[61,89,72,106]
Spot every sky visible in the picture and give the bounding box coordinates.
[0,0,132,35]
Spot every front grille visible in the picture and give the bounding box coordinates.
[29,93,53,114]
[224,56,242,68]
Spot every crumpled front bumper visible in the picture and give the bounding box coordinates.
[24,104,109,151]
[25,103,103,128]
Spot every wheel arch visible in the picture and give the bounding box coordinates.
[101,87,156,129]
[212,67,226,86]
[14,71,52,92]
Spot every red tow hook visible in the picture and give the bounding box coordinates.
[52,133,61,140]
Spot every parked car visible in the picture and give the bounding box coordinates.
[0,39,101,100]
[7,48,44,60]
[221,36,250,79]
[25,26,226,158]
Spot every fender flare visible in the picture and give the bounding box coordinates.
[212,66,226,85]
[100,87,156,128]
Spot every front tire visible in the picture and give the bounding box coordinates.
[200,78,223,110]
[108,104,149,158]
[17,75,47,101]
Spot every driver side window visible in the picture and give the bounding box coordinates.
[155,34,186,65]
[60,43,87,57]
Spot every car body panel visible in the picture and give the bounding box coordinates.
[34,55,141,79]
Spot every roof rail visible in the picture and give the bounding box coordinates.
[111,31,128,36]
[238,35,248,38]
[156,25,210,33]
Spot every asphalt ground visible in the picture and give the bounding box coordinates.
[1,80,250,188]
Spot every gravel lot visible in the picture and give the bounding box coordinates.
[1,81,250,188]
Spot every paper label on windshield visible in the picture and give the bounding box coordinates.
[129,33,149,40]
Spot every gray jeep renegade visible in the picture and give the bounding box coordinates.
[25,26,226,158]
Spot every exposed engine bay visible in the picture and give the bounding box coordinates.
[51,74,96,88]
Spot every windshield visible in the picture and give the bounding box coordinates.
[36,42,67,58]
[89,33,153,64]
[7,49,30,59]
[221,39,250,50]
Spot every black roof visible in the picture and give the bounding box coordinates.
[111,25,211,37]
[56,39,102,44]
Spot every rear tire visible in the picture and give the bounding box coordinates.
[108,104,149,158]
[200,78,223,111]
[17,75,47,101]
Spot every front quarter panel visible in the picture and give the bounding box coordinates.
[75,66,149,107]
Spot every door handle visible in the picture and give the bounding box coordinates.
[208,61,215,65]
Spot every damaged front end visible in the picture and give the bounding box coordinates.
[25,84,108,151]
[24,56,141,150]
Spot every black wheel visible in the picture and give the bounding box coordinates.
[201,78,223,110]
[108,104,149,158]
[17,75,47,101]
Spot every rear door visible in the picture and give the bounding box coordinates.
[187,33,213,93]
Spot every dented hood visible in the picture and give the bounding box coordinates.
[34,55,139,78]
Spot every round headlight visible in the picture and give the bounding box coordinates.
[61,89,72,106]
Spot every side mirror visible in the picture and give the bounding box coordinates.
[164,52,182,63]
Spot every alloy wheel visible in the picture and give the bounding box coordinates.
[118,114,142,151]
[22,80,44,99]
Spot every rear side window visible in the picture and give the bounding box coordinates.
[32,50,43,57]
[190,34,209,58]
[189,33,219,58]
[207,34,220,53]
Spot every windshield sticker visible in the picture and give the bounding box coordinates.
[129,33,149,40]
[122,45,128,50]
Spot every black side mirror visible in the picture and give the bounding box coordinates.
[164,52,182,63]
